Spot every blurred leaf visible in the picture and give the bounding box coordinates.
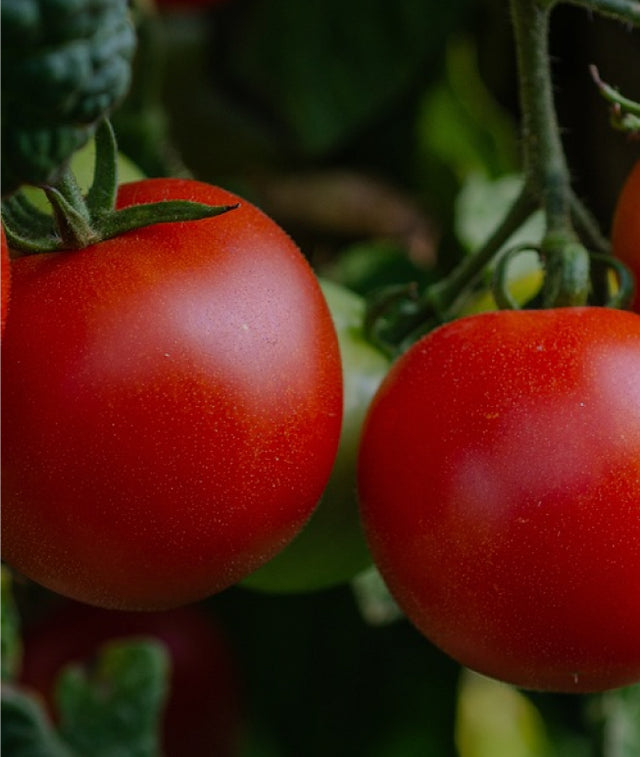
[455,671,551,757]
[226,0,469,156]
[451,173,545,311]
[351,566,403,627]
[588,684,640,757]
[323,240,435,296]
[1,568,21,682]
[454,173,543,254]
[452,172,544,310]
[56,640,169,757]
[417,36,519,183]
[1,685,74,757]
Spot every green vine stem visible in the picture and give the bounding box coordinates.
[511,0,574,235]
[364,0,639,355]
[590,64,640,136]
[426,185,538,317]
[559,0,640,26]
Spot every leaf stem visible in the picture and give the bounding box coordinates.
[559,0,640,26]
[510,0,574,235]
[426,184,537,316]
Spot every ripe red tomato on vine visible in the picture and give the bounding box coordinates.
[1,178,343,611]
[358,307,640,693]
[612,159,640,312]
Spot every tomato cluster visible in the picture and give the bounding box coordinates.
[3,160,640,700]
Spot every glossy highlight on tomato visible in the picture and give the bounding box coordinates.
[612,159,640,313]
[358,307,640,693]
[1,178,343,610]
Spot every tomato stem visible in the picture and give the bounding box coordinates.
[1,119,239,254]
[561,0,640,25]
[510,0,573,235]
[426,184,537,317]
[364,0,623,352]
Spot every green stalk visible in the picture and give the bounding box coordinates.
[510,0,591,305]
[426,185,537,317]
[2,120,237,254]
[558,0,640,26]
[511,0,572,233]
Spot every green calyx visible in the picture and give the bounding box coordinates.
[1,120,237,254]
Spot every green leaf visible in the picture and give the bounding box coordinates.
[455,173,544,258]
[455,671,551,757]
[322,240,433,296]
[1,568,22,682]
[588,684,640,757]
[1,685,75,757]
[55,639,170,757]
[454,173,544,312]
[416,37,519,182]
[1,0,136,195]
[226,0,469,156]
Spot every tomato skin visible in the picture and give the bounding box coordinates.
[20,601,240,757]
[2,178,342,610]
[358,307,640,693]
[242,279,390,593]
[612,159,640,313]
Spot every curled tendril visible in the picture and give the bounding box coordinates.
[492,243,543,310]
[588,253,637,310]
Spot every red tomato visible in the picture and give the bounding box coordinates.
[20,601,240,757]
[358,308,640,693]
[1,227,9,337]
[612,159,640,313]
[1,178,342,610]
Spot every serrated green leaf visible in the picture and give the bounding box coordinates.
[55,639,170,757]
[1,685,75,757]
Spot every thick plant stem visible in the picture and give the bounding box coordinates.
[510,0,574,236]
[510,0,591,305]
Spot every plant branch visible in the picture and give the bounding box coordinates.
[570,192,612,254]
[560,0,640,26]
[510,0,575,235]
[426,185,537,316]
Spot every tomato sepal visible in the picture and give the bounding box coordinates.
[1,120,238,254]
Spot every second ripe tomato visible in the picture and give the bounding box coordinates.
[358,307,640,693]
[1,178,343,610]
